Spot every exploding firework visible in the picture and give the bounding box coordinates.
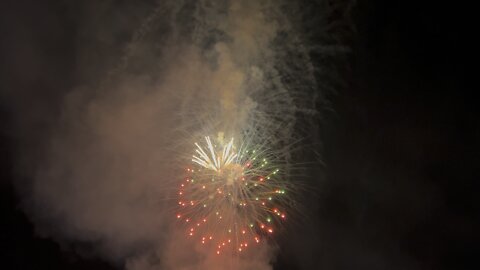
[176,134,290,255]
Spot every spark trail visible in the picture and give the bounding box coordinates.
[177,134,290,255]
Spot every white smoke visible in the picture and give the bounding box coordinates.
[12,0,339,269]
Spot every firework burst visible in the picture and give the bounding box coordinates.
[176,134,290,255]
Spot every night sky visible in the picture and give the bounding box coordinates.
[1,1,477,269]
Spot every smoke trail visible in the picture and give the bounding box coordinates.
[7,0,346,269]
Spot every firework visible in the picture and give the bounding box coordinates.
[176,134,289,255]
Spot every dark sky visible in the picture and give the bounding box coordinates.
[1,1,477,269]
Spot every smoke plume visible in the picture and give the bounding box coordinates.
[2,0,344,269]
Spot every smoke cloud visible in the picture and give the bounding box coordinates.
[3,0,339,269]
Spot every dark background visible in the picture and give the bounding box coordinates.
[1,0,477,269]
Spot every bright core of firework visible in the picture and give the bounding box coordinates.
[176,135,288,255]
[192,136,237,173]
